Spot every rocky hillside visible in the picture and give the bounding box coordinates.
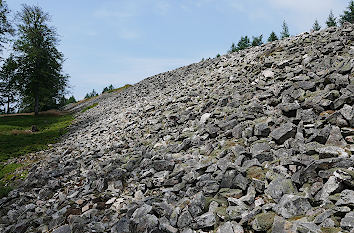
[1,23,354,233]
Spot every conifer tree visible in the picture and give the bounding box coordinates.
[228,42,237,53]
[280,21,290,39]
[267,31,278,42]
[340,0,354,25]
[312,19,321,31]
[251,35,263,46]
[236,36,251,50]
[326,10,337,27]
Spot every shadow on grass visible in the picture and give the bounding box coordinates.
[0,114,73,162]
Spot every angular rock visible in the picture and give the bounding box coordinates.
[275,194,312,218]
[270,123,297,144]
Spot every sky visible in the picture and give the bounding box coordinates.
[7,0,349,100]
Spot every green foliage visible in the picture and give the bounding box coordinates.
[0,181,11,198]
[228,42,237,54]
[14,5,69,115]
[81,103,98,113]
[280,20,290,39]
[326,10,337,27]
[340,0,354,25]
[106,84,132,93]
[0,54,18,114]
[268,31,278,42]
[252,35,263,46]
[102,84,114,94]
[0,114,73,161]
[0,163,22,180]
[216,54,221,58]
[66,96,76,104]
[312,19,321,31]
[0,0,14,54]
[0,163,23,199]
[85,89,98,99]
[237,36,251,50]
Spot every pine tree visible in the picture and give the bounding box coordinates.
[14,5,69,115]
[326,10,337,27]
[268,31,278,42]
[280,21,290,39]
[251,35,263,46]
[236,36,251,50]
[228,43,237,53]
[312,19,321,31]
[66,96,76,104]
[102,87,109,94]
[340,0,354,25]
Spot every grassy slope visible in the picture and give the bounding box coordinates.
[0,113,73,198]
[0,114,73,161]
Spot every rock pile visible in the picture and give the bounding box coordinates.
[0,24,353,233]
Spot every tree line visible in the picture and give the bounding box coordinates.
[0,0,70,115]
[226,1,354,55]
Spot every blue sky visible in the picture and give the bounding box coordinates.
[7,0,349,100]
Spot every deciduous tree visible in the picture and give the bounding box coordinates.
[0,0,14,55]
[14,5,69,115]
[0,54,18,113]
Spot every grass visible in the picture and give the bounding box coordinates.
[0,163,22,198]
[0,113,73,198]
[0,113,73,162]
[81,103,98,113]
[107,84,131,93]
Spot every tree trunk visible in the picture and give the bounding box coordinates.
[34,94,39,115]
[7,97,10,114]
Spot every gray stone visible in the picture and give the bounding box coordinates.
[275,194,312,218]
[177,210,193,228]
[250,142,270,156]
[270,122,297,144]
[341,212,354,231]
[194,212,216,229]
[226,201,249,220]
[254,122,270,137]
[52,225,71,233]
[336,190,354,206]
[316,146,348,159]
[132,204,153,222]
[232,174,250,190]
[265,178,297,203]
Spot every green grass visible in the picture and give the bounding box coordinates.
[0,114,73,162]
[107,84,131,93]
[81,103,98,113]
[0,113,73,198]
[0,163,22,198]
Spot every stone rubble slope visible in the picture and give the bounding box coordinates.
[1,24,354,233]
